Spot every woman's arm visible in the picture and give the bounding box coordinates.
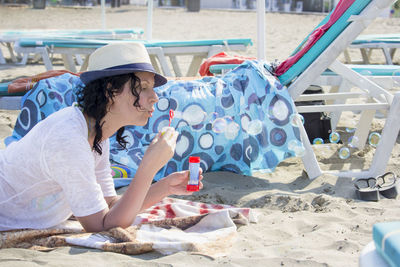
[76,128,178,232]
[104,169,203,212]
[140,169,203,211]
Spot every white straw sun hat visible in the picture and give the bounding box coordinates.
[80,42,167,87]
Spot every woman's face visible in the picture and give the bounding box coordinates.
[111,71,158,126]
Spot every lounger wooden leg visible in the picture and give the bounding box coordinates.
[169,55,182,77]
[343,49,352,64]
[337,93,400,178]
[41,48,54,71]
[149,55,162,75]
[80,55,90,72]
[352,100,376,150]
[389,48,396,62]
[186,55,204,77]
[382,47,393,65]
[20,53,29,65]
[298,118,322,180]
[0,49,5,64]
[62,54,77,73]
[367,48,373,63]
[329,80,351,131]
[153,48,172,77]
[6,42,17,63]
[367,92,400,177]
[360,48,370,64]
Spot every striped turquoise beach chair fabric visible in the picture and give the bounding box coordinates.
[277,0,372,86]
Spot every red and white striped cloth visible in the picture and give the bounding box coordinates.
[133,197,257,225]
[65,198,257,256]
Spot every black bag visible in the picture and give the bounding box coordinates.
[295,86,332,143]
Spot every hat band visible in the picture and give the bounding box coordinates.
[105,62,156,72]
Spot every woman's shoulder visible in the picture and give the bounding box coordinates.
[46,105,85,127]
[37,106,88,144]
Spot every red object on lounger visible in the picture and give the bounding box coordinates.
[7,70,80,94]
[199,52,256,76]
[274,0,355,76]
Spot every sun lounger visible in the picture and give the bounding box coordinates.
[13,38,253,76]
[271,0,400,179]
[345,33,400,64]
[0,28,144,64]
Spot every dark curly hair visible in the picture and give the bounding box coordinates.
[76,73,142,155]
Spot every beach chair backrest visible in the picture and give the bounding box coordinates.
[276,0,373,85]
[281,0,395,99]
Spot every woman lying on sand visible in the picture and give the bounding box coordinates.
[0,43,203,232]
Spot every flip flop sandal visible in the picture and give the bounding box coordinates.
[376,172,399,199]
[354,177,380,201]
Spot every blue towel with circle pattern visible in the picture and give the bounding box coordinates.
[5,60,302,187]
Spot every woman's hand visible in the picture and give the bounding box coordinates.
[164,168,204,196]
[141,127,179,172]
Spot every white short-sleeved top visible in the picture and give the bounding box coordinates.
[0,106,116,230]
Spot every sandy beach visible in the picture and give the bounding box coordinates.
[0,4,400,267]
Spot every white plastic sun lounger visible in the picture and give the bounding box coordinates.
[275,0,399,179]
[13,38,253,76]
[344,33,400,65]
[0,28,144,64]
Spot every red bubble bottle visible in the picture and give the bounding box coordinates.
[187,156,200,192]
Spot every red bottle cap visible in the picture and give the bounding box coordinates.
[187,184,199,191]
[189,156,200,163]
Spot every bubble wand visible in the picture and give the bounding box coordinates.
[162,109,175,136]
[168,109,174,127]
